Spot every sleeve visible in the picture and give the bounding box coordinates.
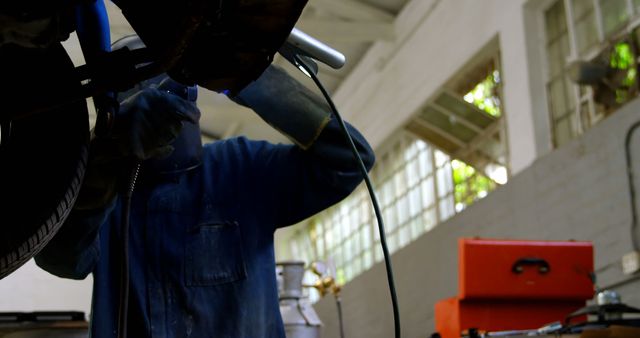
[34,198,117,280]
[227,117,375,229]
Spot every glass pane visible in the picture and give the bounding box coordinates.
[407,159,420,187]
[404,140,418,161]
[436,164,453,197]
[423,208,437,232]
[409,186,422,218]
[317,234,325,257]
[564,76,577,112]
[340,216,349,239]
[549,77,569,120]
[336,269,346,286]
[361,226,371,249]
[399,225,410,248]
[349,210,359,234]
[547,38,567,78]
[344,238,353,259]
[397,195,410,225]
[416,139,427,151]
[410,218,423,239]
[435,150,449,167]
[382,180,393,207]
[374,246,383,262]
[360,200,370,222]
[333,246,343,267]
[353,257,362,275]
[439,198,455,221]
[421,177,435,208]
[599,0,629,35]
[353,229,361,255]
[384,207,397,232]
[555,116,573,146]
[331,213,339,229]
[418,150,432,178]
[344,265,353,282]
[390,143,402,172]
[335,219,343,244]
[364,251,373,269]
[388,233,398,254]
[394,170,407,198]
[325,228,333,249]
[374,223,380,241]
[572,0,592,18]
[545,0,567,42]
[572,0,599,53]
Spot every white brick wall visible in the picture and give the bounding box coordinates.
[313,99,640,337]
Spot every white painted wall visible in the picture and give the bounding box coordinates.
[333,0,542,174]
[0,260,92,316]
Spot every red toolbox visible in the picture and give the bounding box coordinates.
[434,238,594,338]
[459,238,594,300]
[435,298,586,338]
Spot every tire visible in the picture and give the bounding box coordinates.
[0,43,89,279]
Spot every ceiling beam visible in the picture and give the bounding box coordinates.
[412,118,467,149]
[430,101,484,134]
[298,19,395,42]
[221,122,242,139]
[200,128,221,141]
[308,0,395,23]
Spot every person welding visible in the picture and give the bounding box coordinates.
[35,34,375,338]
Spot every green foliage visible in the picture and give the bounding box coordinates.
[610,42,634,69]
[463,70,502,117]
[609,41,637,103]
[452,160,496,208]
[457,69,502,208]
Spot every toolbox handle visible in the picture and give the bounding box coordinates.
[511,257,550,274]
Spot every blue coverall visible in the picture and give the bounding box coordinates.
[35,117,375,338]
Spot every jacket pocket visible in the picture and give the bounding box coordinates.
[185,221,247,286]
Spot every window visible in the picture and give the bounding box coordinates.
[284,133,501,288]
[544,0,640,147]
[452,160,496,212]
[406,52,508,182]
[286,134,456,287]
[281,45,507,292]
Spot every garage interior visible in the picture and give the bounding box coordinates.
[2,0,640,337]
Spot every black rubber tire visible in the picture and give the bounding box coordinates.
[0,43,89,279]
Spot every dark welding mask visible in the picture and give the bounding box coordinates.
[112,35,203,176]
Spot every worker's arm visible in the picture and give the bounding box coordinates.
[34,206,116,280]
[36,87,196,278]
[34,152,119,280]
[223,65,375,227]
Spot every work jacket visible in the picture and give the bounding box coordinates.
[35,118,374,338]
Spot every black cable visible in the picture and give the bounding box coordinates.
[295,55,401,338]
[117,163,141,338]
[335,295,346,338]
[625,120,640,251]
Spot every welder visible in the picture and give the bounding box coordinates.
[34,34,375,338]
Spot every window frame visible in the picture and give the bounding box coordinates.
[542,0,640,147]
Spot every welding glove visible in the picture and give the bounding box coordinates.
[112,87,200,161]
[232,64,331,149]
[74,88,199,210]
